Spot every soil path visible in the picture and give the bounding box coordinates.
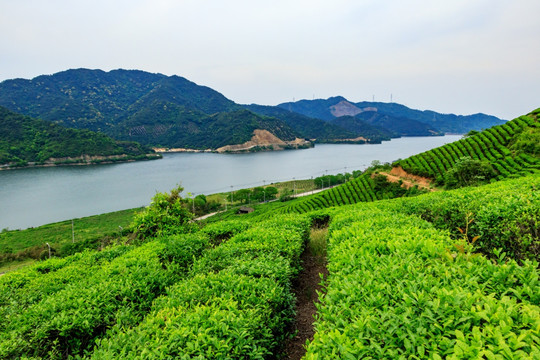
[379,166,435,191]
[282,233,328,359]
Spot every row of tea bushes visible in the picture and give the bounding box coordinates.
[0,233,210,359]
[397,110,539,181]
[0,245,133,325]
[304,207,540,359]
[87,214,310,359]
[390,174,540,262]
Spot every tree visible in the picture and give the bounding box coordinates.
[265,186,278,200]
[251,187,265,202]
[235,189,252,204]
[444,157,496,188]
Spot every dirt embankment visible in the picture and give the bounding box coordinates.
[378,166,435,191]
[216,129,310,153]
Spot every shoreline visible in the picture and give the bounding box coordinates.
[0,153,162,171]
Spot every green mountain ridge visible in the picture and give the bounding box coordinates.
[0,69,303,150]
[0,69,505,150]
[278,96,505,134]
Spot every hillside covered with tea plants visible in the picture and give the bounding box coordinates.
[0,109,538,358]
[280,108,539,215]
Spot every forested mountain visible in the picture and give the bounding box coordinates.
[0,106,157,167]
[353,111,441,136]
[278,96,505,134]
[0,69,307,150]
[328,115,398,141]
[0,69,504,150]
[244,104,360,141]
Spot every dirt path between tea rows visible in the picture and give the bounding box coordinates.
[282,231,328,359]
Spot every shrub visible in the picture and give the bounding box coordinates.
[131,185,193,239]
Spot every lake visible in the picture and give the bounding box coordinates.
[0,135,461,230]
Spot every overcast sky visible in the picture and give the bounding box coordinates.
[1,0,539,120]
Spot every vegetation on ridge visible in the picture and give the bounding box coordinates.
[0,106,158,167]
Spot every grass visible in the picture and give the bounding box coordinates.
[309,227,328,262]
[0,208,142,258]
[0,258,35,274]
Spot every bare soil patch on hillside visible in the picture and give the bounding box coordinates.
[379,166,435,191]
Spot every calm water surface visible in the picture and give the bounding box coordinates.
[0,135,461,230]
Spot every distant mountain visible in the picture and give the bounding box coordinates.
[122,108,301,150]
[353,101,505,134]
[0,69,304,150]
[0,70,506,151]
[244,104,357,141]
[0,106,157,167]
[353,111,441,136]
[328,115,398,141]
[278,96,505,134]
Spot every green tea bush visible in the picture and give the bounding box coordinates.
[200,219,250,245]
[305,207,540,359]
[0,232,210,359]
[87,214,310,358]
[393,174,540,262]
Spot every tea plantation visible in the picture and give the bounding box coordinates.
[0,109,538,359]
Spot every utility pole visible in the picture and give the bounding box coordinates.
[71,219,74,243]
[46,243,51,259]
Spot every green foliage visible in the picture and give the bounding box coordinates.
[0,208,140,267]
[279,188,294,202]
[0,233,211,359]
[510,125,540,155]
[443,156,496,188]
[396,110,540,184]
[87,214,310,358]
[285,171,426,214]
[314,173,347,188]
[392,174,540,262]
[131,185,193,239]
[304,206,540,359]
[200,220,250,245]
[0,106,156,166]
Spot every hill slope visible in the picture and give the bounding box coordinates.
[244,104,359,141]
[396,108,540,181]
[0,70,505,150]
[279,108,539,214]
[0,106,158,167]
